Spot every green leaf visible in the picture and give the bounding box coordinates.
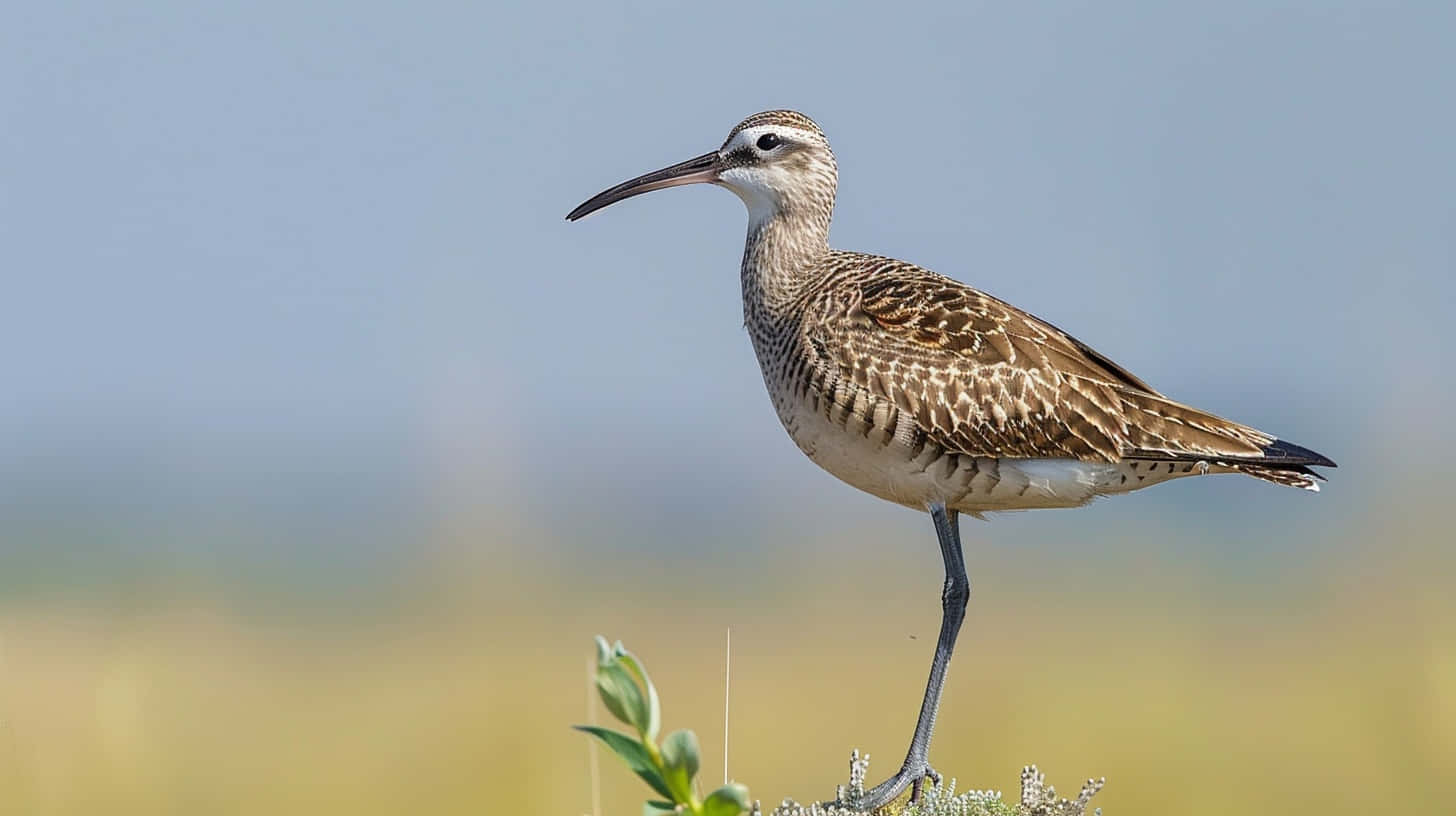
[596,661,650,734]
[659,729,701,802]
[642,801,677,816]
[614,644,662,741]
[595,635,613,667]
[573,725,674,800]
[702,783,751,816]
[660,729,700,779]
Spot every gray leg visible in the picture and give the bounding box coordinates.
[843,502,968,811]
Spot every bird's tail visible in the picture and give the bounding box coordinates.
[1126,438,1336,493]
[1222,438,1336,492]
[1112,385,1337,492]
[1228,462,1324,492]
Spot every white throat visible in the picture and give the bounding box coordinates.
[720,180,780,230]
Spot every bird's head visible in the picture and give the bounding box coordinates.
[566,110,838,230]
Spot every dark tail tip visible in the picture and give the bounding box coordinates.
[1262,438,1337,469]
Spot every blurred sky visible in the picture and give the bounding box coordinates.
[2,1,1453,585]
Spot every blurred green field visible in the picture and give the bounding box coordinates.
[2,487,1451,816]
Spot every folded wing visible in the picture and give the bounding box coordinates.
[806,259,1319,472]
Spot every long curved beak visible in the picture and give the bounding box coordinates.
[565,150,721,221]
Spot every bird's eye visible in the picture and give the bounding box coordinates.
[756,133,781,151]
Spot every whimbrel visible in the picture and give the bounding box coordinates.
[566,110,1334,810]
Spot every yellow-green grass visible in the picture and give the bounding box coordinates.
[1,516,1451,815]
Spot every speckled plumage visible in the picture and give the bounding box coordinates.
[747,246,1335,511]
[567,108,1334,811]
[714,111,1333,515]
[568,109,1333,515]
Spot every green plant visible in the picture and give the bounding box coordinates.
[577,636,751,816]
[576,636,1103,816]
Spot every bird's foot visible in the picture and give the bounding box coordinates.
[829,761,940,813]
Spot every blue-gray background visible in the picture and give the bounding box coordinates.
[3,3,1454,814]
[4,1,1450,579]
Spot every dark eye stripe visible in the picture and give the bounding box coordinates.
[723,147,757,167]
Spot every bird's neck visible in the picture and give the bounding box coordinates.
[740,210,830,322]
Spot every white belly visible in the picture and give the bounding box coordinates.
[774,396,1188,515]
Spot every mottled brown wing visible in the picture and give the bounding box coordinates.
[810,267,1273,463]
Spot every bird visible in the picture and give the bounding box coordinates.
[566,110,1334,811]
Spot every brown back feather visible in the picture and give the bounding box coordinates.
[808,257,1274,464]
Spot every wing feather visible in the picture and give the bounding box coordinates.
[809,260,1275,463]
